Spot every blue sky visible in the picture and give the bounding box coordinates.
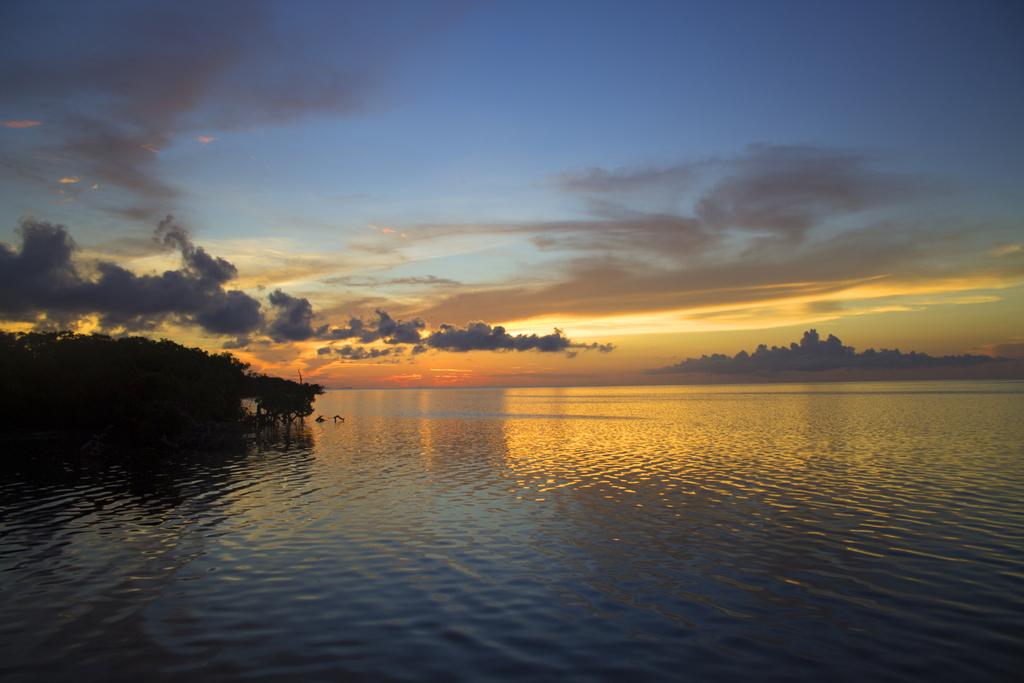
[1,0,1022,385]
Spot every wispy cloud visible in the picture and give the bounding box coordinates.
[2,119,42,128]
[414,220,1024,329]
[369,148,1012,333]
[378,145,930,260]
[322,274,462,288]
[0,0,448,217]
[990,243,1022,257]
[555,163,696,194]
[695,144,926,239]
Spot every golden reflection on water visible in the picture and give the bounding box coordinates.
[313,382,1024,567]
[5,382,1019,681]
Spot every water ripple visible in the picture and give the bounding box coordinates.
[1,381,1022,681]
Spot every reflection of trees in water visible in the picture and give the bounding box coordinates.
[253,419,315,453]
[2,425,314,513]
[0,434,318,679]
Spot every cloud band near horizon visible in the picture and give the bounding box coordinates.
[0,217,611,359]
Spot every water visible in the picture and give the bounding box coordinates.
[2,381,1023,681]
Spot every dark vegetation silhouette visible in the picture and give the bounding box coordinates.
[0,331,323,450]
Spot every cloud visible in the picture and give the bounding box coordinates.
[576,341,616,353]
[321,344,401,361]
[0,217,262,335]
[990,243,1022,257]
[981,341,1024,359]
[0,0,445,215]
[323,274,462,288]
[529,208,712,253]
[381,145,925,261]
[266,289,316,342]
[222,336,251,350]
[196,135,217,144]
[387,209,713,257]
[318,309,425,344]
[312,308,612,357]
[416,219,1024,327]
[319,316,367,341]
[375,309,425,343]
[650,329,999,375]
[424,321,607,354]
[555,145,923,240]
[58,177,81,184]
[555,163,695,194]
[55,118,179,205]
[695,145,924,238]
[2,120,42,128]
[0,219,616,358]
[154,214,237,284]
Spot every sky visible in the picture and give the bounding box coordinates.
[1,0,1022,387]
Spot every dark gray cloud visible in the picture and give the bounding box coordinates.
[267,289,316,342]
[222,336,251,350]
[575,341,616,353]
[424,321,606,354]
[192,290,263,336]
[375,309,426,344]
[319,316,368,341]
[318,309,425,344]
[320,344,402,361]
[154,215,237,284]
[0,217,262,334]
[650,329,998,375]
[315,314,612,357]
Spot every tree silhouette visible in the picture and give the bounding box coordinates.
[0,331,323,449]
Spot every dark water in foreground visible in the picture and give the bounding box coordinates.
[2,382,1023,681]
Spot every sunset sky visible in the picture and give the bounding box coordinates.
[2,0,1022,387]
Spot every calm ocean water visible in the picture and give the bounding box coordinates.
[2,381,1022,681]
